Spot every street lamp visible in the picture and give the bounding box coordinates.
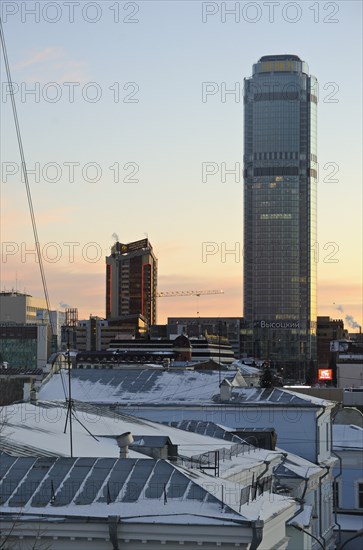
[290,522,325,550]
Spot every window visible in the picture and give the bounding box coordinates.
[359,483,363,509]
[333,481,339,509]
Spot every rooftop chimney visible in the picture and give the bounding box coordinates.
[116,432,134,458]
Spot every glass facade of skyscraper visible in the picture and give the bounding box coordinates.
[243,55,317,376]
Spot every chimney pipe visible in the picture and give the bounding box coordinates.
[116,432,134,458]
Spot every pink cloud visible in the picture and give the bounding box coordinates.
[14,48,90,84]
[15,47,65,69]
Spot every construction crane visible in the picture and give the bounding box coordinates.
[156,290,224,298]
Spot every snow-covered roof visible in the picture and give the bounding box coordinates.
[0,454,295,524]
[333,424,363,450]
[165,421,325,481]
[164,420,246,442]
[230,387,334,407]
[0,403,282,477]
[231,360,262,375]
[39,368,333,407]
[0,403,145,459]
[40,368,224,404]
[0,455,235,521]
[287,505,313,527]
[274,449,322,479]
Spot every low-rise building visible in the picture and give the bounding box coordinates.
[0,291,66,352]
[38,367,340,549]
[0,291,47,324]
[0,402,301,549]
[74,334,235,365]
[168,316,243,358]
[75,314,148,351]
[331,340,363,389]
[40,367,335,465]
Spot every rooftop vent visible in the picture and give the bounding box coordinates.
[116,432,134,458]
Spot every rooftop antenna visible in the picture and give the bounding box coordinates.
[63,323,99,456]
[64,330,73,457]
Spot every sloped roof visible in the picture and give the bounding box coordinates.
[0,455,235,519]
[229,387,332,407]
[0,454,295,524]
[274,451,322,479]
[165,420,246,443]
[0,402,254,462]
[40,368,223,404]
[231,361,262,375]
[39,368,332,407]
[165,421,324,481]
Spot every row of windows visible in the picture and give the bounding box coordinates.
[260,213,292,220]
[248,91,317,104]
[26,306,45,313]
[253,152,299,160]
[253,167,299,176]
[333,481,363,509]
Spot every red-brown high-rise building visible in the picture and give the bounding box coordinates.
[106,239,157,325]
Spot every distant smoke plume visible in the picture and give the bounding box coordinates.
[112,232,119,242]
[335,304,360,330]
[59,301,70,309]
[345,315,360,330]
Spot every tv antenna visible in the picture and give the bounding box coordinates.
[63,329,99,457]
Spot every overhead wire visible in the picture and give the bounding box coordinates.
[0,16,55,337]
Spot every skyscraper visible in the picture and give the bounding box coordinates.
[106,238,157,325]
[243,55,317,375]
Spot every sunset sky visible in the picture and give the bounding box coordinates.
[1,1,362,330]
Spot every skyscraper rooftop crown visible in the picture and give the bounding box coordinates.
[259,55,302,62]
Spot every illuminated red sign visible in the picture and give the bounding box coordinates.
[318,369,333,381]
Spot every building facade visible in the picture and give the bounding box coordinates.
[167,317,242,358]
[317,316,348,368]
[0,291,47,324]
[0,323,50,369]
[0,291,66,351]
[332,340,363,389]
[243,55,317,376]
[75,334,234,365]
[75,314,148,351]
[106,239,157,325]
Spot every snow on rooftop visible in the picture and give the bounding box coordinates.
[39,368,333,407]
[237,491,295,521]
[40,368,223,404]
[279,388,335,406]
[0,403,279,474]
[0,403,145,459]
[0,454,295,524]
[231,360,262,375]
[0,456,240,522]
[287,505,312,527]
[274,448,322,479]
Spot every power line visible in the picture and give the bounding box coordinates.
[0,16,55,337]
